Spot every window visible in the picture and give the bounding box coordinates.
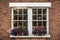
[32,8,47,36]
[9,2,51,38]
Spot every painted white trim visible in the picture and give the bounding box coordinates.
[10,35,50,38]
[47,8,49,35]
[28,8,33,36]
[11,8,50,38]
[11,8,14,30]
[9,2,51,7]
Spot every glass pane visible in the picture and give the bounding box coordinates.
[13,21,17,27]
[19,9,22,14]
[14,15,17,20]
[33,9,37,14]
[18,15,22,20]
[38,21,42,26]
[38,9,41,14]
[43,21,46,26]
[32,21,37,26]
[38,15,42,20]
[43,9,47,14]
[18,21,22,27]
[43,15,46,20]
[23,21,28,26]
[33,15,37,20]
[13,9,17,14]
[23,15,28,20]
[23,9,27,14]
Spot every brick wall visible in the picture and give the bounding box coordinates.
[0,0,60,40]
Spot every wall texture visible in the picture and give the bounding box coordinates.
[0,0,60,40]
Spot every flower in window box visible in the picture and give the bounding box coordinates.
[36,26,45,30]
[38,30,42,36]
[17,28,22,35]
[22,28,28,35]
[17,28,23,35]
[35,26,45,35]
[40,29,46,35]
[23,29,28,35]
[18,27,28,36]
[42,29,46,34]
[32,28,39,35]
[11,28,17,36]
[36,26,41,30]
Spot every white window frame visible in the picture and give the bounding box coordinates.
[9,2,51,38]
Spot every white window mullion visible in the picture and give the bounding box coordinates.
[47,8,49,35]
[11,8,14,30]
[28,8,32,36]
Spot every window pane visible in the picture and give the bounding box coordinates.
[38,9,41,14]
[23,15,28,20]
[13,9,17,14]
[43,15,46,20]
[18,15,22,20]
[23,21,28,26]
[33,15,37,20]
[19,9,22,14]
[43,9,47,14]
[38,21,42,26]
[23,9,27,14]
[38,15,42,20]
[14,15,17,20]
[18,21,22,27]
[43,21,46,26]
[33,9,37,14]
[32,21,37,26]
[13,21,17,27]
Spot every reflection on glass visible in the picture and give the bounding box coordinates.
[13,9,17,14]
[13,21,17,27]
[23,15,27,20]
[19,9,22,14]
[18,15,22,20]
[33,15,37,20]
[18,21,22,26]
[23,21,28,26]
[38,21,42,26]
[32,21,37,26]
[43,15,46,20]
[33,9,37,14]
[14,15,17,20]
[43,9,46,14]
[38,9,41,14]
[43,21,46,26]
[38,15,42,20]
[23,9,27,14]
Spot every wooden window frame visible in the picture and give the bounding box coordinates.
[9,2,51,38]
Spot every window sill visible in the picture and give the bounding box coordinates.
[10,35,50,38]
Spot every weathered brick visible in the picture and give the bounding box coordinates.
[0,0,60,40]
